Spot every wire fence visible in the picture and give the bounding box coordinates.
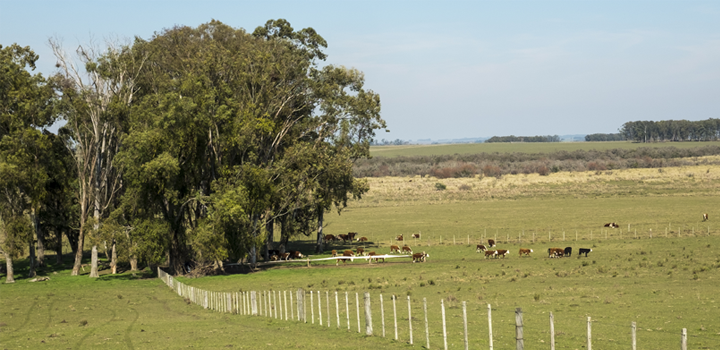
[157,268,718,349]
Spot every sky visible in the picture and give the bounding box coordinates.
[2,1,719,141]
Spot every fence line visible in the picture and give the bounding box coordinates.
[157,268,705,349]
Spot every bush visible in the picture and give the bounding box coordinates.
[434,182,447,191]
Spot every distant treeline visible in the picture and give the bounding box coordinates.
[355,145,720,178]
[620,119,720,142]
[585,133,625,141]
[485,135,560,143]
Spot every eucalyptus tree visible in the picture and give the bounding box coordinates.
[0,44,57,280]
[51,39,146,276]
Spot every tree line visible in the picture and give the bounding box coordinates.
[485,135,560,143]
[0,19,386,280]
[584,133,625,142]
[620,119,720,142]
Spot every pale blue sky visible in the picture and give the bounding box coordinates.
[2,1,719,141]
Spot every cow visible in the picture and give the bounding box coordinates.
[604,222,619,228]
[356,236,368,242]
[347,232,358,241]
[331,250,338,257]
[289,251,304,259]
[324,234,337,243]
[547,248,564,258]
[519,248,533,256]
[336,250,355,265]
[270,254,279,261]
[488,239,496,248]
[476,244,487,252]
[390,245,401,253]
[356,247,365,256]
[703,213,709,221]
[578,248,592,257]
[496,249,509,258]
[411,233,421,239]
[268,249,280,258]
[412,251,428,263]
[396,234,404,241]
[280,252,291,260]
[401,245,413,254]
[484,250,497,259]
[564,247,572,257]
[368,251,385,263]
[337,234,350,242]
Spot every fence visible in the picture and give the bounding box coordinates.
[157,268,712,349]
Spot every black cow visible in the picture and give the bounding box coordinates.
[564,247,572,257]
[578,248,592,257]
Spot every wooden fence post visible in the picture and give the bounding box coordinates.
[365,292,373,335]
[274,290,278,318]
[310,291,315,324]
[463,301,468,350]
[289,291,294,320]
[550,312,555,350]
[356,292,361,333]
[681,328,687,350]
[441,299,448,350]
[631,321,636,350]
[326,291,330,327]
[317,291,323,326]
[336,291,340,329]
[488,304,493,350]
[346,292,350,331]
[408,295,413,345]
[251,291,257,316]
[227,293,232,313]
[587,316,592,350]
[515,308,524,350]
[424,298,430,349]
[380,294,386,337]
[393,295,398,340]
[284,291,288,320]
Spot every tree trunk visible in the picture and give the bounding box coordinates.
[55,229,63,265]
[2,249,15,283]
[89,245,99,278]
[110,238,117,274]
[315,209,324,254]
[130,256,138,271]
[71,207,87,276]
[263,218,273,261]
[37,226,45,267]
[28,239,37,278]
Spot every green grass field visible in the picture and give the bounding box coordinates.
[370,141,720,158]
[3,161,720,349]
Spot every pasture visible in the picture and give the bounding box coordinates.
[3,163,720,349]
[370,141,720,158]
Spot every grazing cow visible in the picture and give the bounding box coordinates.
[578,248,592,257]
[484,250,497,259]
[336,250,355,265]
[396,234,404,241]
[401,245,413,254]
[476,244,487,252]
[604,222,619,228]
[337,234,350,242]
[496,249,509,258]
[368,251,385,263]
[411,233,421,239]
[564,247,572,257]
[347,232,358,241]
[703,213,709,221]
[280,252,291,260]
[268,249,280,258]
[289,251,304,259]
[270,254,279,261]
[356,247,365,256]
[331,250,338,257]
[412,251,428,263]
[324,234,337,243]
[390,245,400,253]
[519,248,533,256]
[488,239,496,248]
[547,248,564,258]
[356,236,368,242]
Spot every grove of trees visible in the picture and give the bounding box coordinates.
[485,135,560,143]
[620,119,720,142]
[0,19,386,279]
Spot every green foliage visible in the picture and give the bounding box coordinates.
[486,134,560,143]
[434,182,446,191]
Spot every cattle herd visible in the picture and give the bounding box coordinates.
[476,240,593,259]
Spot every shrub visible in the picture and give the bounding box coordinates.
[458,184,472,191]
[434,182,447,191]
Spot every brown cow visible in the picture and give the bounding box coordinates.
[396,234,404,241]
[356,236,368,242]
[496,249,509,258]
[348,232,358,241]
[390,245,400,253]
[337,234,350,242]
[324,234,337,242]
[270,254,279,261]
[280,252,291,260]
[604,222,619,228]
[289,251,304,259]
[476,244,487,252]
[412,251,428,263]
[336,250,355,265]
[488,239,496,248]
[401,245,413,254]
[484,250,497,258]
[331,250,338,257]
[519,248,533,256]
[368,251,385,263]
[547,248,563,258]
[411,233,421,239]
[703,213,709,221]
[356,247,365,256]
